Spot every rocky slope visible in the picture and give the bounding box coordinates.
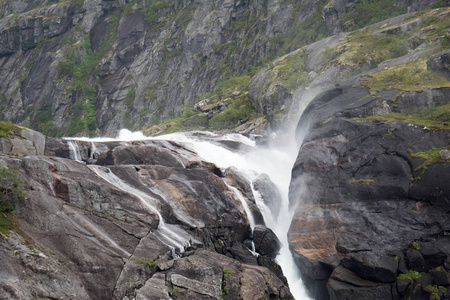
[288,9,450,298]
[0,127,290,299]
[0,0,442,137]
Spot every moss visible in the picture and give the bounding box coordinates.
[223,268,235,277]
[0,165,24,236]
[337,35,409,67]
[132,258,155,269]
[125,85,136,111]
[362,57,450,95]
[0,121,22,138]
[271,50,309,93]
[426,285,445,300]
[354,102,450,130]
[0,213,13,237]
[408,146,450,173]
[398,270,422,282]
[412,241,421,250]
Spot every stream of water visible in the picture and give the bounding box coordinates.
[67,129,311,299]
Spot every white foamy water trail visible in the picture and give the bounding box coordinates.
[66,129,311,299]
[180,135,311,300]
[67,140,82,161]
[89,165,189,252]
[226,184,256,230]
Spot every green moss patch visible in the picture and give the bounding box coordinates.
[0,213,13,236]
[271,50,310,93]
[408,146,450,173]
[362,57,450,95]
[0,121,22,138]
[337,35,409,67]
[354,103,450,130]
[398,270,422,282]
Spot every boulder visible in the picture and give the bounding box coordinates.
[253,225,281,259]
[427,50,450,80]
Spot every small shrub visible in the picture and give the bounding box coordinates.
[0,122,22,138]
[133,258,155,269]
[0,165,25,213]
[388,39,409,58]
[125,85,136,110]
[323,46,336,60]
[441,33,450,48]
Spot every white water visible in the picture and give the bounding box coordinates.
[89,165,190,253]
[67,140,82,161]
[66,129,311,299]
[178,134,311,300]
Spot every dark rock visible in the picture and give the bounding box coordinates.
[288,51,450,299]
[341,252,398,283]
[327,266,393,300]
[427,50,450,80]
[430,268,450,286]
[0,27,19,57]
[407,250,429,272]
[229,242,258,265]
[253,225,281,259]
[397,279,411,295]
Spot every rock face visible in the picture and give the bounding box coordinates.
[288,45,450,298]
[0,133,291,299]
[0,0,304,136]
[0,0,436,137]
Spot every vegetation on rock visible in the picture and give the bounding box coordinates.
[0,165,24,236]
[408,146,450,173]
[0,122,22,138]
[398,269,422,282]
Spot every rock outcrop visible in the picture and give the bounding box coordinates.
[288,42,450,299]
[0,132,290,299]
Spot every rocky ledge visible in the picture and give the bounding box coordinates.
[0,129,290,299]
[289,50,450,299]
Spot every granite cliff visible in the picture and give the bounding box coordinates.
[0,0,443,137]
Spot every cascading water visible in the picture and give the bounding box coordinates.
[67,140,82,161]
[66,128,311,299]
[88,164,191,253]
[168,133,312,300]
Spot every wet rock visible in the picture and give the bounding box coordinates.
[289,55,450,298]
[253,225,281,259]
[253,173,282,219]
[96,144,185,167]
[229,242,258,265]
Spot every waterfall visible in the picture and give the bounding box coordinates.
[89,165,190,253]
[176,134,311,300]
[67,140,82,161]
[66,129,311,299]
[226,184,256,230]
